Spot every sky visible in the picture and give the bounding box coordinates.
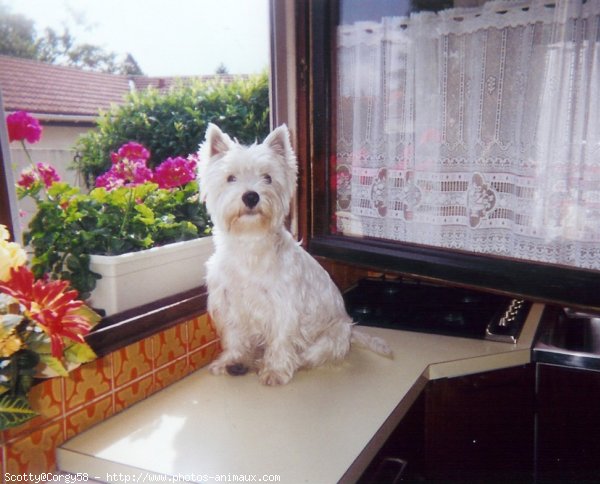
[7,0,270,76]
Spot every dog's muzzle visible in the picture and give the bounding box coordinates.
[242,191,260,209]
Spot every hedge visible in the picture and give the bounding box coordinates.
[74,72,270,187]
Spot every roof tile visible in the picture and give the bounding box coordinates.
[0,55,244,119]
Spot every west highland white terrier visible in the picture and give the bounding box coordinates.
[198,124,392,385]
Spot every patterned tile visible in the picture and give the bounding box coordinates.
[154,358,189,391]
[63,357,112,412]
[113,339,154,388]
[4,420,64,474]
[189,341,221,372]
[2,377,63,442]
[188,314,218,350]
[114,375,154,413]
[154,324,187,368]
[65,395,113,439]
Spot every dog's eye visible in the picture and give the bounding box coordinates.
[263,174,272,184]
[227,175,237,183]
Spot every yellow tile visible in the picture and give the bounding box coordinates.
[113,339,154,388]
[154,324,187,368]
[154,358,189,391]
[188,314,218,351]
[63,357,112,412]
[5,420,64,474]
[2,377,63,442]
[114,375,154,413]
[65,395,113,440]
[189,341,221,372]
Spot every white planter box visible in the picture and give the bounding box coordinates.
[88,237,214,316]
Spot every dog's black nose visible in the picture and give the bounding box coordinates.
[242,191,260,209]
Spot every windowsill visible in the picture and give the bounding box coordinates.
[309,234,600,311]
[85,286,208,357]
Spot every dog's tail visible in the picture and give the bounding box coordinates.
[350,328,393,359]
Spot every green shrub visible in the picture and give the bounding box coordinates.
[74,72,270,187]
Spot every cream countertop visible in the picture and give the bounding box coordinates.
[57,303,543,484]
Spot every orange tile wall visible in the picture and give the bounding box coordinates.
[0,313,220,479]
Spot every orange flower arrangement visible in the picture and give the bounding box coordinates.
[0,265,95,358]
[0,225,99,429]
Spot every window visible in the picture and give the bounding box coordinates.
[0,1,273,349]
[302,0,600,310]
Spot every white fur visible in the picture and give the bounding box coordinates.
[198,124,392,385]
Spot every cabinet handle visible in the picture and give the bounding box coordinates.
[370,457,408,483]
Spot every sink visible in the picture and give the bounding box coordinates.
[534,307,600,370]
[549,312,600,353]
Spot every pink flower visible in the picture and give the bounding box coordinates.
[96,142,154,190]
[17,168,39,189]
[154,156,197,189]
[6,111,43,143]
[95,171,124,190]
[129,160,154,185]
[17,163,60,192]
[36,163,60,188]
[115,142,150,163]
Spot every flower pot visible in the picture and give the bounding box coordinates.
[88,237,214,316]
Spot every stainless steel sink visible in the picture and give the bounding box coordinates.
[549,309,600,353]
[534,307,600,370]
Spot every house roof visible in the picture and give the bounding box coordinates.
[0,55,242,122]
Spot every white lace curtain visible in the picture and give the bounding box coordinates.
[335,0,600,270]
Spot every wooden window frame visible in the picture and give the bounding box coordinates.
[299,0,600,312]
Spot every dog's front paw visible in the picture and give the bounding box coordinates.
[258,368,293,386]
[208,359,228,376]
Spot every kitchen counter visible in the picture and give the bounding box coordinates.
[58,303,543,484]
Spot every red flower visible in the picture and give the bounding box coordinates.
[6,111,43,143]
[36,163,60,188]
[0,266,92,358]
[154,156,197,189]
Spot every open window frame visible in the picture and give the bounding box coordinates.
[301,1,600,312]
[0,2,296,355]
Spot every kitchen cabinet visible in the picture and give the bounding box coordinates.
[361,364,535,482]
[424,364,535,481]
[359,392,426,482]
[536,363,600,481]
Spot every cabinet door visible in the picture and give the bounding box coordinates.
[537,364,600,481]
[359,393,425,483]
[424,365,535,481]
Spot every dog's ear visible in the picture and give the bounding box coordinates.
[204,123,234,159]
[264,124,297,170]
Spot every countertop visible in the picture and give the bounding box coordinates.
[58,303,543,484]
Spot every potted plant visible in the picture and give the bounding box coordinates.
[0,224,100,429]
[9,111,213,316]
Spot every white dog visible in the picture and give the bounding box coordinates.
[198,124,392,385]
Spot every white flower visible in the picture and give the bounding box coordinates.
[0,224,26,282]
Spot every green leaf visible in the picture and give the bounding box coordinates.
[75,305,102,328]
[64,343,96,365]
[38,354,68,377]
[0,394,37,430]
[134,204,155,225]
